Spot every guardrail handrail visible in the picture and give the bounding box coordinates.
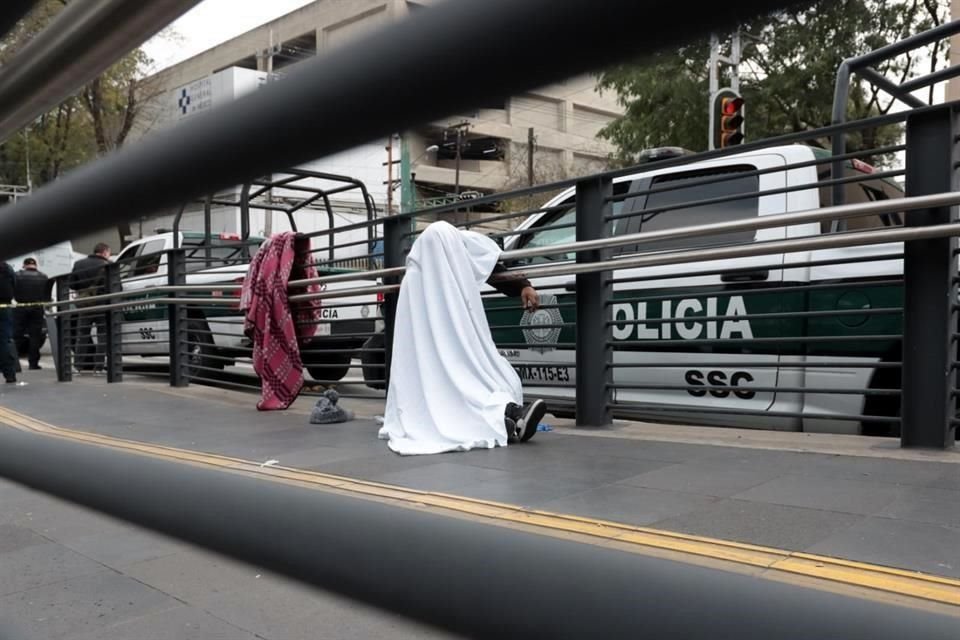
[286,192,960,288]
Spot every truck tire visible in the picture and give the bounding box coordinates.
[186,319,224,378]
[862,359,901,438]
[360,333,386,390]
[306,354,351,384]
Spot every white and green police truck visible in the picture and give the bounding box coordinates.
[480,144,904,436]
[113,231,381,380]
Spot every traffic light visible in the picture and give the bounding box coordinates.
[713,89,744,148]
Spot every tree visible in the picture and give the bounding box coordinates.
[0,0,163,243]
[596,0,950,165]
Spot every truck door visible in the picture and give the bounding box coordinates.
[490,179,639,405]
[117,239,169,355]
[611,155,790,428]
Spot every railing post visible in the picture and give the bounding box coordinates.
[381,215,412,392]
[104,263,123,383]
[574,176,613,427]
[168,249,188,388]
[902,105,958,449]
[54,277,72,382]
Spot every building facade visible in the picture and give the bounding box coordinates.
[137,0,623,214]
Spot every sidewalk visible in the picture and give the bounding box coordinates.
[0,369,958,638]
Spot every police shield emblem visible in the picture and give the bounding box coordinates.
[520,293,562,353]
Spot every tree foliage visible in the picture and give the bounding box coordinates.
[596,0,950,165]
[0,0,158,190]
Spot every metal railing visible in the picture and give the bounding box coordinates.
[2,3,959,638]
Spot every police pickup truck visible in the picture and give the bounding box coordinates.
[478,144,905,436]
[113,231,380,381]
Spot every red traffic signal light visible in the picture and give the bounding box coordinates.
[718,93,744,147]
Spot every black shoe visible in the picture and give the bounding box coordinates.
[5,377,17,384]
[29,364,41,371]
[517,399,547,442]
[504,417,520,444]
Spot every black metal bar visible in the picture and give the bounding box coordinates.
[844,19,960,72]
[857,67,926,109]
[609,254,903,287]
[901,106,958,449]
[900,63,960,94]
[104,263,123,383]
[610,361,900,369]
[54,279,72,382]
[411,108,917,224]
[381,215,410,391]
[1,427,957,639]
[0,0,820,261]
[575,176,613,427]
[167,249,188,388]
[0,0,203,143]
[607,168,905,224]
[610,153,905,207]
[608,403,900,425]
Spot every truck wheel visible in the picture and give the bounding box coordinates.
[360,333,386,390]
[307,354,351,383]
[186,320,224,378]
[862,362,901,438]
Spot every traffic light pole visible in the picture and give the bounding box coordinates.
[707,30,742,150]
[708,34,719,150]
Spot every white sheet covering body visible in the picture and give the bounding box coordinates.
[378,221,523,455]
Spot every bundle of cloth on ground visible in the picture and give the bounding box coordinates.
[240,232,322,410]
[378,221,540,455]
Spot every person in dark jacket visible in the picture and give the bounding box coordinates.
[69,243,111,371]
[14,258,50,370]
[0,261,17,383]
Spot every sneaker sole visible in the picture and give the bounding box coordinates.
[518,399,546,442]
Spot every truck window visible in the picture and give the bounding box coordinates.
[131,240,166,277]
[635,167,759,251]
[182,240,260,273]
[817,170,904,232]
[513,181,633,265]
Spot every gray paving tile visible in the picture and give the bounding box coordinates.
[536,484,719,526]
[875,487,960,528]
[618,462,782,497]
[653,499,864,551]
[0,523,47,554]
[12,501,131,543]
[122,549,261,604]
[545,436,716,464]
[924,468,960,490]
[731,474,901,515]
[0,572,178,639]
[311,452,441,480]
[444,473,597,507]
[0,542,109,597]
[794,455,949,487]
[59,528,184,570]
[246,445,374,469]
[806,517,960,579]
[63,605,262,640]
[526,453,674,485]
[196,573,450,640]
[371,462,512,493]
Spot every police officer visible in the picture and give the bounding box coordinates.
[0,261,17,383]
[14,257,50,370]
[69,243,111,371]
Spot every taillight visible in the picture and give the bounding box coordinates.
[376,292,385,303]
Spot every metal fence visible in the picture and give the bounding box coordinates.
[3,0,960,637]
[45,103,960,451]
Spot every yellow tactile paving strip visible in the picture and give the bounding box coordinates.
[0,404,957,609]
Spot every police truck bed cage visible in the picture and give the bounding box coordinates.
[170,168,379,270]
